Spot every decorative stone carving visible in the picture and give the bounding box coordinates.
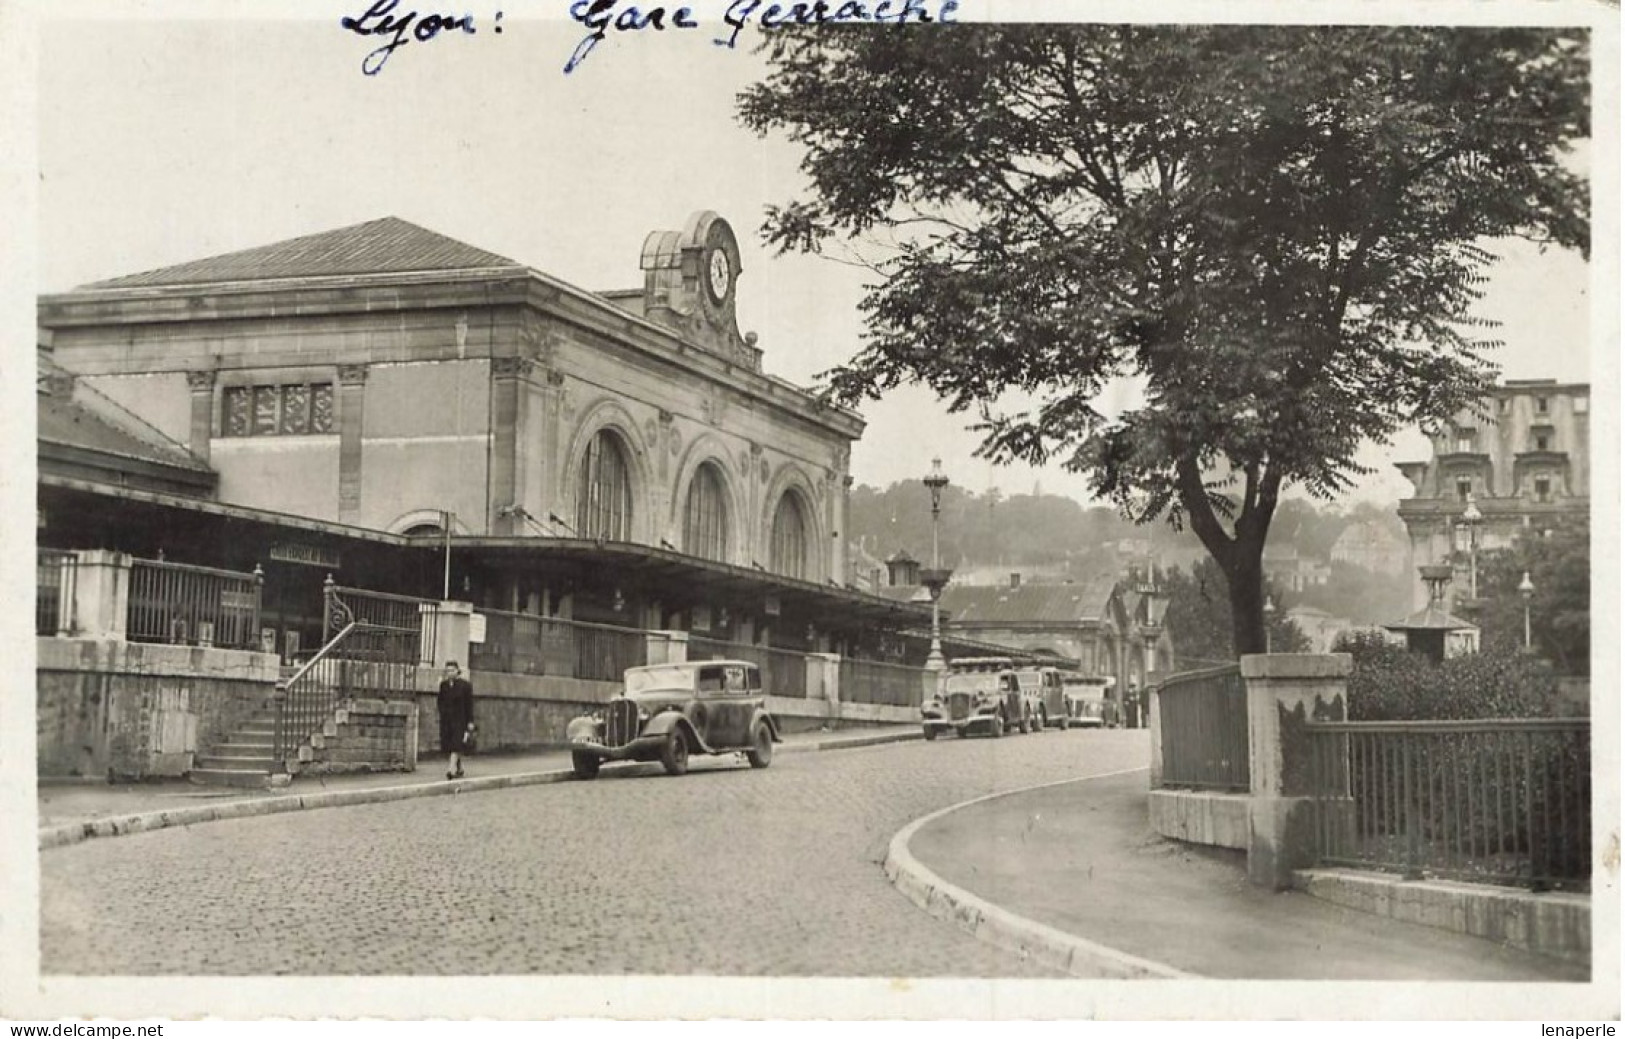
[519,310,560,367]
[38,371,75,397]
[337,364,369,386]
[545,370,565,388]
[185,370,216,392]
[759,459,770,483]
[492,356,535,379]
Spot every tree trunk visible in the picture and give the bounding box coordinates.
[1224,544,1268,657]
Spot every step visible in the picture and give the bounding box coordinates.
[197,754,278,771]
[215,740,276,752]
[188,767,277,789]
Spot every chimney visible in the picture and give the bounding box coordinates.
[1010,572,1022,589]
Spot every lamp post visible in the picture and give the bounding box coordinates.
[1518,570,1535,652]
[921,458,953,673]
[1263,594,1277,654]
[1460,496,1483,603]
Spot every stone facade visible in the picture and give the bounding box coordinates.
[37,214,862,586]
[1396,379,1589,609]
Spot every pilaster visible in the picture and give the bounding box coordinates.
[185,369,216,462]
[337,364,368,523]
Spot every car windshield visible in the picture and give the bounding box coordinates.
[624,666,696,694]
[944,674,998,694]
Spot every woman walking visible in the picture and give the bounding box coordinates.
[437,660,475,780]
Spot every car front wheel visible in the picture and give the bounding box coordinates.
[988,713,1005,738]
[571,751,601,780]
[660,730,690,776]
[923,725,938,741]
[746,723,773,769]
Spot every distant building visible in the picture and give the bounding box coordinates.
[1396,379,1589,610]
[1262,544,1331,593]
[1330,520,1409,576]
[1285,604,1351,654]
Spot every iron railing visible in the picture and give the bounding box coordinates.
[1307,718,1591,891]
[687,636,810,697]
[273,621,422,765]
[839,657,930,708]
[1156,664,1249,792]
[36,549,78,636]
[325,581,437,664]
[127,558,263,650]
[469,609,647,682]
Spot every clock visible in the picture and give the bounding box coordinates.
[706,247,731,304]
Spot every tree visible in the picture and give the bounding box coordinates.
[1160,559,1308,666]
[1473,517,1589,675]
[740,25,1589,655]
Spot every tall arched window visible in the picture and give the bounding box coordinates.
[577,429,633,541]
[770,492,809,579]
[683,463,729,562]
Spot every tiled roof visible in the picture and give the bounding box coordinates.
[83,217,524,289]
[38,357,213,475]
[938,577,1118,625]
[1383,604,1477,632]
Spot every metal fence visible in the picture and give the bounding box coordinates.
[470,610,647,683]
[688,636,810,698]
[326,582,437,664]
[839,657,929,708]
[127,558,263,650]
[1307,718,1590,890]
[273,622,422,765]
[36,549,78,636]
[1156,664,1249,792]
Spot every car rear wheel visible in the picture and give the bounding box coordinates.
[989,713,1005,738]
[923,725,937,741]
[660,730,690,776]
[571,751,601,780]
[746,723,773,768]
[1037,707,1048,730]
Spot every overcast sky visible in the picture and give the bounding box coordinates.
[35,8,1598,510]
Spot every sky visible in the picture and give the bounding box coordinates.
[31,6,1601,512]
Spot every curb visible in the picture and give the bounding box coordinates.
[883,767,1195,980]
[39,728,922,851]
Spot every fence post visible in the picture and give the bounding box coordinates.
[423,601,474,669]
[1242,653,1352,890]
[809,652,841,709]
[72,550,132,640]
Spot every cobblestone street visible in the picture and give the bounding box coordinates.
[41,730,1149,976]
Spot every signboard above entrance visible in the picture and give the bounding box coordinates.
[270,542,341,569]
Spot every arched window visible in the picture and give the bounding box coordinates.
[770,492,809,579]
[683,463,729,562]
[401,523,444,537]
[577,429,633,541]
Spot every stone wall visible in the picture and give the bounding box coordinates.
[37,637,280,780]
[299,698,418,774]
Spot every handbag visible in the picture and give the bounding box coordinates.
[463,723,478,754]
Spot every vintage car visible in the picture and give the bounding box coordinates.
[565,660,781,778]
[1013,667,1066,731]
[921,667,1024,739]
[1062,675,1118,728]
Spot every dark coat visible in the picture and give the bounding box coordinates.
[437,676,475,753]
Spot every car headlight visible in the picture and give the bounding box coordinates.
[638,708,650,722]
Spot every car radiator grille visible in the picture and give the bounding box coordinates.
[947,692,972,721]
[604,699,640,748]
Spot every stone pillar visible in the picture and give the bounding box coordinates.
[645,630,689,666]
[72,549,132,640]
[337,364,368,524]
[809,652,840,706]
[489,356,533,535]
[185,369,216,463]
[1146,681,1164,787]
[423,601,473,670]
[1242,653,1351,890]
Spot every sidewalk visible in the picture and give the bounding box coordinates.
[895,768,1589,982]
[37,724,921,847]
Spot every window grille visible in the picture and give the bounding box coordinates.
[683,464,729,562]
[577,430,632,541]
[223,383,334,436]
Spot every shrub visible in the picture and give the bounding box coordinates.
[1336,632,1556,721]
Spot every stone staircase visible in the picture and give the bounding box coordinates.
[189,704,288,788]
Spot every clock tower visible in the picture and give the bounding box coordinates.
[639,211,761,370]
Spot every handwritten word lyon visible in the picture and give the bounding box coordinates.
[341,0,478,75]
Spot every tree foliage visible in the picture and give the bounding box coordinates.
[1160,559,1309,666]
[741,25,1589,654]
[1473,517,1590,675]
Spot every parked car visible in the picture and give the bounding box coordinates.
[564,660,781,778]
[1062,675,1118,728]
[921,668,1022,739]
[1014,667,1066,730]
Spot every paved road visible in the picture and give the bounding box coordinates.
[41,728,1150,976]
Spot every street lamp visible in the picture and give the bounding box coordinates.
[1263,594,1277,654]
[1459,496,1483,603]
[921,458,953,673]
[1518,570,1535,652]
